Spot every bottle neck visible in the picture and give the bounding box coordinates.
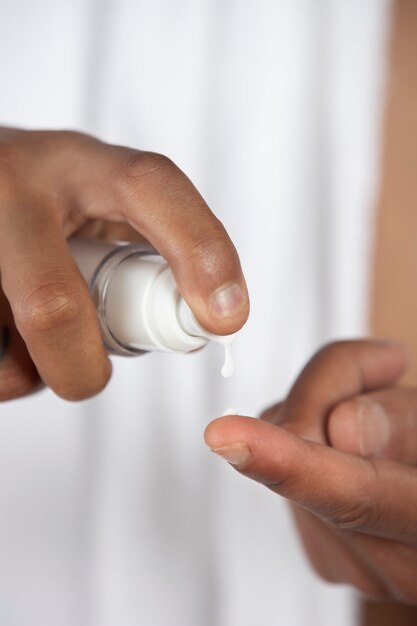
[71,238,236,361]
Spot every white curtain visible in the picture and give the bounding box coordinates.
[0,1,391,624]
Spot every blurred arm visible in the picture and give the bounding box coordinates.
[366,0,417,623]
[371,0,417,383]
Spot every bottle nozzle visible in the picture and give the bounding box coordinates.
[177,299,235,377]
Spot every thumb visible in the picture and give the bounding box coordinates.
[270,339,408,444]
[328,388,417,465]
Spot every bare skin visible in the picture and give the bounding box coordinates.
[0,129,249,401]
[205,340,417,605]
[366,0,417,621]
[371,0,417,385]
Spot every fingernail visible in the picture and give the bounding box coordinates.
[210,443,252,467]
[357,399,391,457]
[210,283,246,318]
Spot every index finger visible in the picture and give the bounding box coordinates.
[279,340,408,443]
[205,415,417,545]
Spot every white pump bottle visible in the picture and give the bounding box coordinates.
[68,239,235,375]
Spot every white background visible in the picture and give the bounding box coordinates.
[0,1,391,624]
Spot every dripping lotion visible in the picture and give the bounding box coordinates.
[69,239,236,375]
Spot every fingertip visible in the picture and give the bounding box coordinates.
[328,396,392,458]
[204,415,313,487]
[204,415,251,449]
[204,415,296,478]
[187,280,250,337]
[204,416,259,469]
[327,400,362,455]
[53,354,112,401]
[208,281,250,328]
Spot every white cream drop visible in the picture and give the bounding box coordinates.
[222,408,239,416]
[221,342,234,378]
[181,309,236,378]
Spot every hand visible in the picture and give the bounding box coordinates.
[0,128,249,401]
[205,340,417,604]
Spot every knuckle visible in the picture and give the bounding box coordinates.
[118,150,177,190]
[17,281,85,334]
[329,497,379,532]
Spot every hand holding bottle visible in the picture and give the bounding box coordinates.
[0,128,249,401]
